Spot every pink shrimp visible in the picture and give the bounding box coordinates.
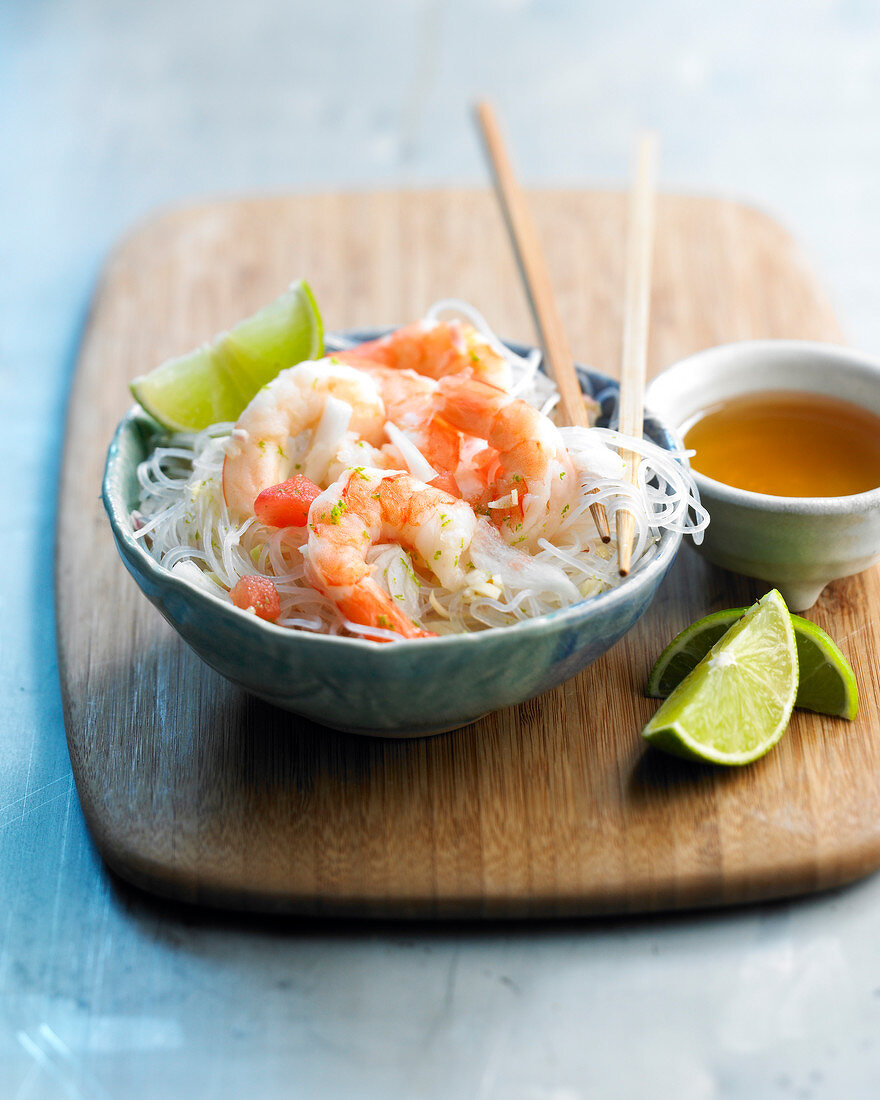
[222,360,386,519]
[340,360,464,483]
[305,469,476,640]
[337,318,512,391]
[432,375,577,548]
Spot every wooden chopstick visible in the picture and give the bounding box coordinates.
[475,100,611,543]
[616,133,659,575]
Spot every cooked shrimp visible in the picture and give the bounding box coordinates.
[305,469,476,639]
[433,374,577,548]
[338,360,464,480]
[337,318,512,391]
[222,361,386,518]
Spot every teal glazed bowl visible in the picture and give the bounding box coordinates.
[103,341,683,737]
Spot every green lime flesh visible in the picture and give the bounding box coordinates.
[130,280,323,431]
[642,590,798,766]
[647,607,858,720]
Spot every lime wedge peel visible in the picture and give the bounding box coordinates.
[646,608,741,700]
[647,607,858,720]
[642,590,799,766]
[130,280,323,432]
[791,617,859,720]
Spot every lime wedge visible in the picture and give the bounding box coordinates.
[788,617,859,719]
[642,590,798,765]
[646,608,743,699]
[647,607,858,720]
[130,280,323,431]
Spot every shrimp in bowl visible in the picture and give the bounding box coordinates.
[131,300,707,643]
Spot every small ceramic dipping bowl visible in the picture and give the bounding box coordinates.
[646,340,880,611]
[104,346,683,738]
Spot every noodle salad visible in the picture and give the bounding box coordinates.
[132,301,707,642]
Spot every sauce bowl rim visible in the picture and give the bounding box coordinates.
[646,339,880,514]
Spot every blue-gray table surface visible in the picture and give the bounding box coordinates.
[4,1,880,1096]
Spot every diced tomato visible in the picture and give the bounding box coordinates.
[253,475,322,528]
[230,576,281,622]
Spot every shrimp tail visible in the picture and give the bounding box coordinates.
[336,579,437,640]
[428,470,460,496]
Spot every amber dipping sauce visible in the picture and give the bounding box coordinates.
[682,389,880,497]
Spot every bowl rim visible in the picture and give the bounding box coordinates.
[645,338,880,515]
[103,340,684,655]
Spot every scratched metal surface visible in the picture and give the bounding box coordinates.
[5,0,880,1096]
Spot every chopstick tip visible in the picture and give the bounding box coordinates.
[473,98,494,126]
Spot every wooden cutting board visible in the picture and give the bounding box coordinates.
[57,190,880,917]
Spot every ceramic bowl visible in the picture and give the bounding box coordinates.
[103,340,683,737]
[646,340,880,611]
